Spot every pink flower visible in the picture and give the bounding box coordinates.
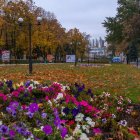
[12,91,20,97]
[93,108,100,113]
[60,120,67,124]
[22,105,27,110]
[80,100,88,107]
[45,96,49,101]
[3,95,7,101]
[28,87,32,92]
[65,95,71,103]
[71,96,79,106]
[85,105,94,113]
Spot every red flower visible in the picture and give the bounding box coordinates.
[128,128,138,136]
[67,120,75,125]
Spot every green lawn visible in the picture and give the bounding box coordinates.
[0,63,140,103]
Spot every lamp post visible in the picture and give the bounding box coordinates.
[71,41,81,66]
[18,17,42,74]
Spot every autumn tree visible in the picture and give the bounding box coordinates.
[0,0,87,63]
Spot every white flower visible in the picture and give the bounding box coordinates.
[88,121,95,127]
[82,125,90,133]
[73,126,82,136]
[48,100,52,106]
[118,101,122,105]
[104,92,110,97]
[75,113,84,122]
[126,109,132,114]
[85,117,92,122]
[112,114,116,119]
[80,133,89,140]
[119,120,127,127]
[119,96,124,100]
[26,138,31,140]
[56,93,63,100]
[0,121,2,125]
[53,99,58,104]
[33,81,39,85]
[64,135,74,140]
[19,82,24,86]
[62,85,70,91]
[127,98,131,103]
[61,106,65,116]
[40,126,44,131]
[102,118,107,123]
[103,104,108,110]
[29,84,34,89]
[90,98,93,102]
[76,124,81,129]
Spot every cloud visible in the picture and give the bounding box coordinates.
[34,0,118,39]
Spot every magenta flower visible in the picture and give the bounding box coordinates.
[0,93,7,101]
[93,128,102,135]
[80,100,88,107]
[43,125,53,135]
[45,96,49,101]
[17,86,25,92]
[12,91,20,97]
[9,130,16,137]
[28,103,39,113]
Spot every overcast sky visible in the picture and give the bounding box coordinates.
[34,0,118,39]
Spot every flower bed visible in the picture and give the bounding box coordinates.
[0,80,139,140]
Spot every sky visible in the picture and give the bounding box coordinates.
[34,0,118,39]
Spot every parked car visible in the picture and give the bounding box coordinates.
[112,57,121,63]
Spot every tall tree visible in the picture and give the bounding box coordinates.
[103,0,140,62]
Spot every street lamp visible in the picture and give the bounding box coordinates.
[71,41,81,66]
[18,17,42,74]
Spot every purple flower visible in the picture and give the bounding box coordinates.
[26,112,34,118]
[28,103,38,113]
[60,127,67,138]
[6,80,13,88]
[41,113,47,119]
[54,108,61,129]
[25,80,30,87]
[36,120,42,126]
[23,130,31,136]
[87,89,94,97]
[16,127,25,134]
[10,101,19,109]
[0,125,9,134]
[78,84,85,92]
[72,108,79,117]
[63,107,70,115]
[54,117,61,129]
[43,125,53,135]
[11,111,17,117]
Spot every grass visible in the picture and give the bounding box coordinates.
[0,63,140,103]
